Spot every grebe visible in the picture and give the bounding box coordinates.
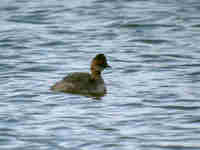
[51,54,110,96]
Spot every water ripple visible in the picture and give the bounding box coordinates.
[1,0,200,150]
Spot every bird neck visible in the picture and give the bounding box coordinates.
[91,69,101,80]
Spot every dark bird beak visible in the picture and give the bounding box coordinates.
[105,63,111,68]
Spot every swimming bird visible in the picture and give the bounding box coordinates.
[51,54,110,96]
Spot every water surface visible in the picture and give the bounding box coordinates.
[1,0,200,149]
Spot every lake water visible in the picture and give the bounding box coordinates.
[1,0,200,149]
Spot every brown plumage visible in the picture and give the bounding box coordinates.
[51,54,110,96]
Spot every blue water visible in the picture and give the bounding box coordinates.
[1,0,200,149]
